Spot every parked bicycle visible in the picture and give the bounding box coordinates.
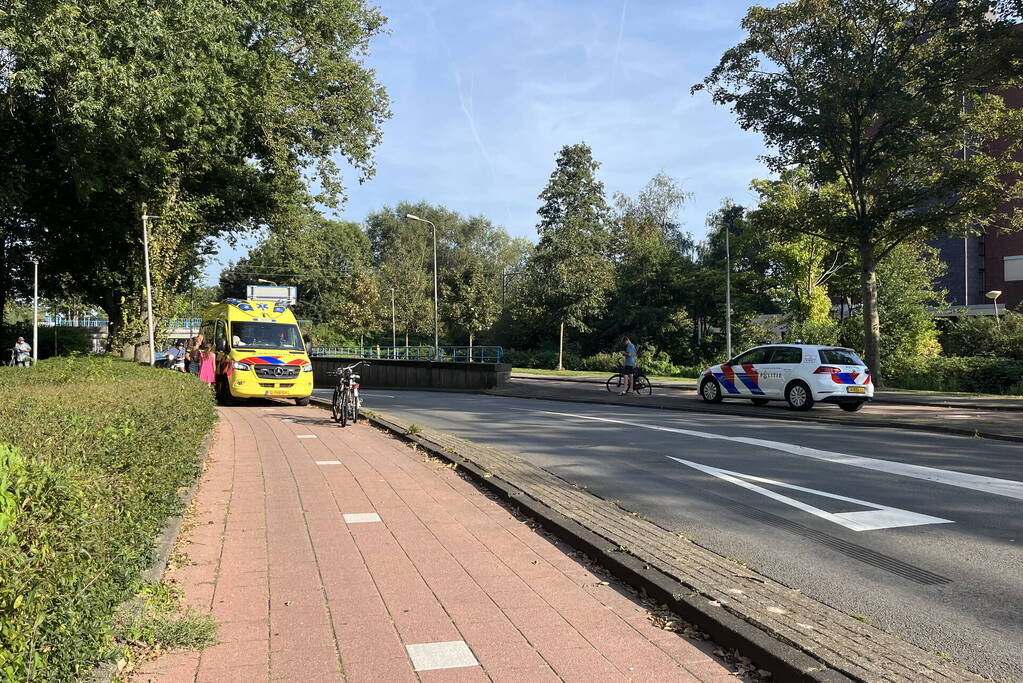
[331,361,369,427]
[605,365,652,396]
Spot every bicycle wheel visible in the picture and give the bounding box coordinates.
[605,374,624,393]
[340,391,349,427]
[634,374,653,396]
[352,394,360,424]
[331,387,342,423]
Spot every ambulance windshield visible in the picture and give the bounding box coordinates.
[231,322,304,351]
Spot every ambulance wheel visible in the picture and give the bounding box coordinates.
[839,401,865,412]
[700,377,723,403]
[295,397,310,406]
[216,378,235,406]
[750,398,770,406]
[785,381,814,411]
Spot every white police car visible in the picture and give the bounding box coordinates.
[698,344,873,412]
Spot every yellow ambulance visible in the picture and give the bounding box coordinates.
[198,298,314,405]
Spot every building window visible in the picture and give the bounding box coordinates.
[1005,255,1023,282]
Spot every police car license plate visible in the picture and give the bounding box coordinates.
[847,386,866,394]
[269,389,289,396]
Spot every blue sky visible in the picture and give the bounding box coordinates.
[207,0,771,281]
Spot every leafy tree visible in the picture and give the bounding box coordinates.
[169,286,222,321]
[942,310,1023,360]
[528,143,614,369]
[695,0,1023,382]
[696,201,777,359]
[599,173,695,361]
[748,169,849,345]
[368,202,456,347]
[441,258,500,353]
[0,0,391,357]
[0,215,33,337]
[220,214,383,339]
[839,242,946,363]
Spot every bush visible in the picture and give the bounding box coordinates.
[578,352,619,372]
[885,355,1023,395]
[3,324,92,359]
[941,312,1023,361]
[0,356,216,681]
[504,348,582,370]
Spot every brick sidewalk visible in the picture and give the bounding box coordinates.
[132,404,735,682]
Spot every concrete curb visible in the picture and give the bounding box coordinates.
[317,397,853,682]
[89,430,215,683]
[490,386,1023,444]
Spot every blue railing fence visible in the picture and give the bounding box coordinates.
[311,345,504,363]
[43,316,205,329]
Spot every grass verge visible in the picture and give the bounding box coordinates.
[0,356,217,681]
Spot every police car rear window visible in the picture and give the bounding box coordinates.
[819,348,863,365]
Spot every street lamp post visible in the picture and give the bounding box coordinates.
[32,260,38,363]
[724,221,732,360]
[390,287,396,356]
[404,214,439,361]
[141,207,160,367]
[257,278,278,287]
[986,290,1002,324]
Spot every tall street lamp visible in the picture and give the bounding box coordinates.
[390,286,396,355]
[141,207,161,366]
[986,290,1002,324]
[257,278,278,286]
[724,221,732,360]
[404,213,439,360]
[32,259,39,363]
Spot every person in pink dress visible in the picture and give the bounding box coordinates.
[197,343,216,387]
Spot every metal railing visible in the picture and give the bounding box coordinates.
[311,345,504,363]
[43,316,204,329]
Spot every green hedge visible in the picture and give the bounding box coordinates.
[885,356,1023,395]
[3,324,93,359]
[0,356,216,681]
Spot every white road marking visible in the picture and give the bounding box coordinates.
[511,408,1023,501]
[316,460,342,465]
[405,641,479,671]
[343,512,381,524]
[667,457,953,531]
[281,418,294,422]
[296,434,317,439]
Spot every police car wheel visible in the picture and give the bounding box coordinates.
[785,381,814,411]
[751,398,769,406]
[700,378,723,403]
[839,401,865,412]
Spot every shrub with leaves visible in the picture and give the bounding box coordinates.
[0,356,216,681]
[885,356,1023,395]
[941,311,1023,361]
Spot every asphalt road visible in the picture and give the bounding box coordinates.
[314,387,1023,680]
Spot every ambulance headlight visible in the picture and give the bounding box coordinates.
[234,361,251,371]
[302,364,313,372]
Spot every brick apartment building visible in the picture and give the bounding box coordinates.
[931,87,1023,313]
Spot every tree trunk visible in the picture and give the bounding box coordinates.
[557,320,564,371]
[859,242,882,385]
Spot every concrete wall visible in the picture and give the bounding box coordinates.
[311,357,511,391]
